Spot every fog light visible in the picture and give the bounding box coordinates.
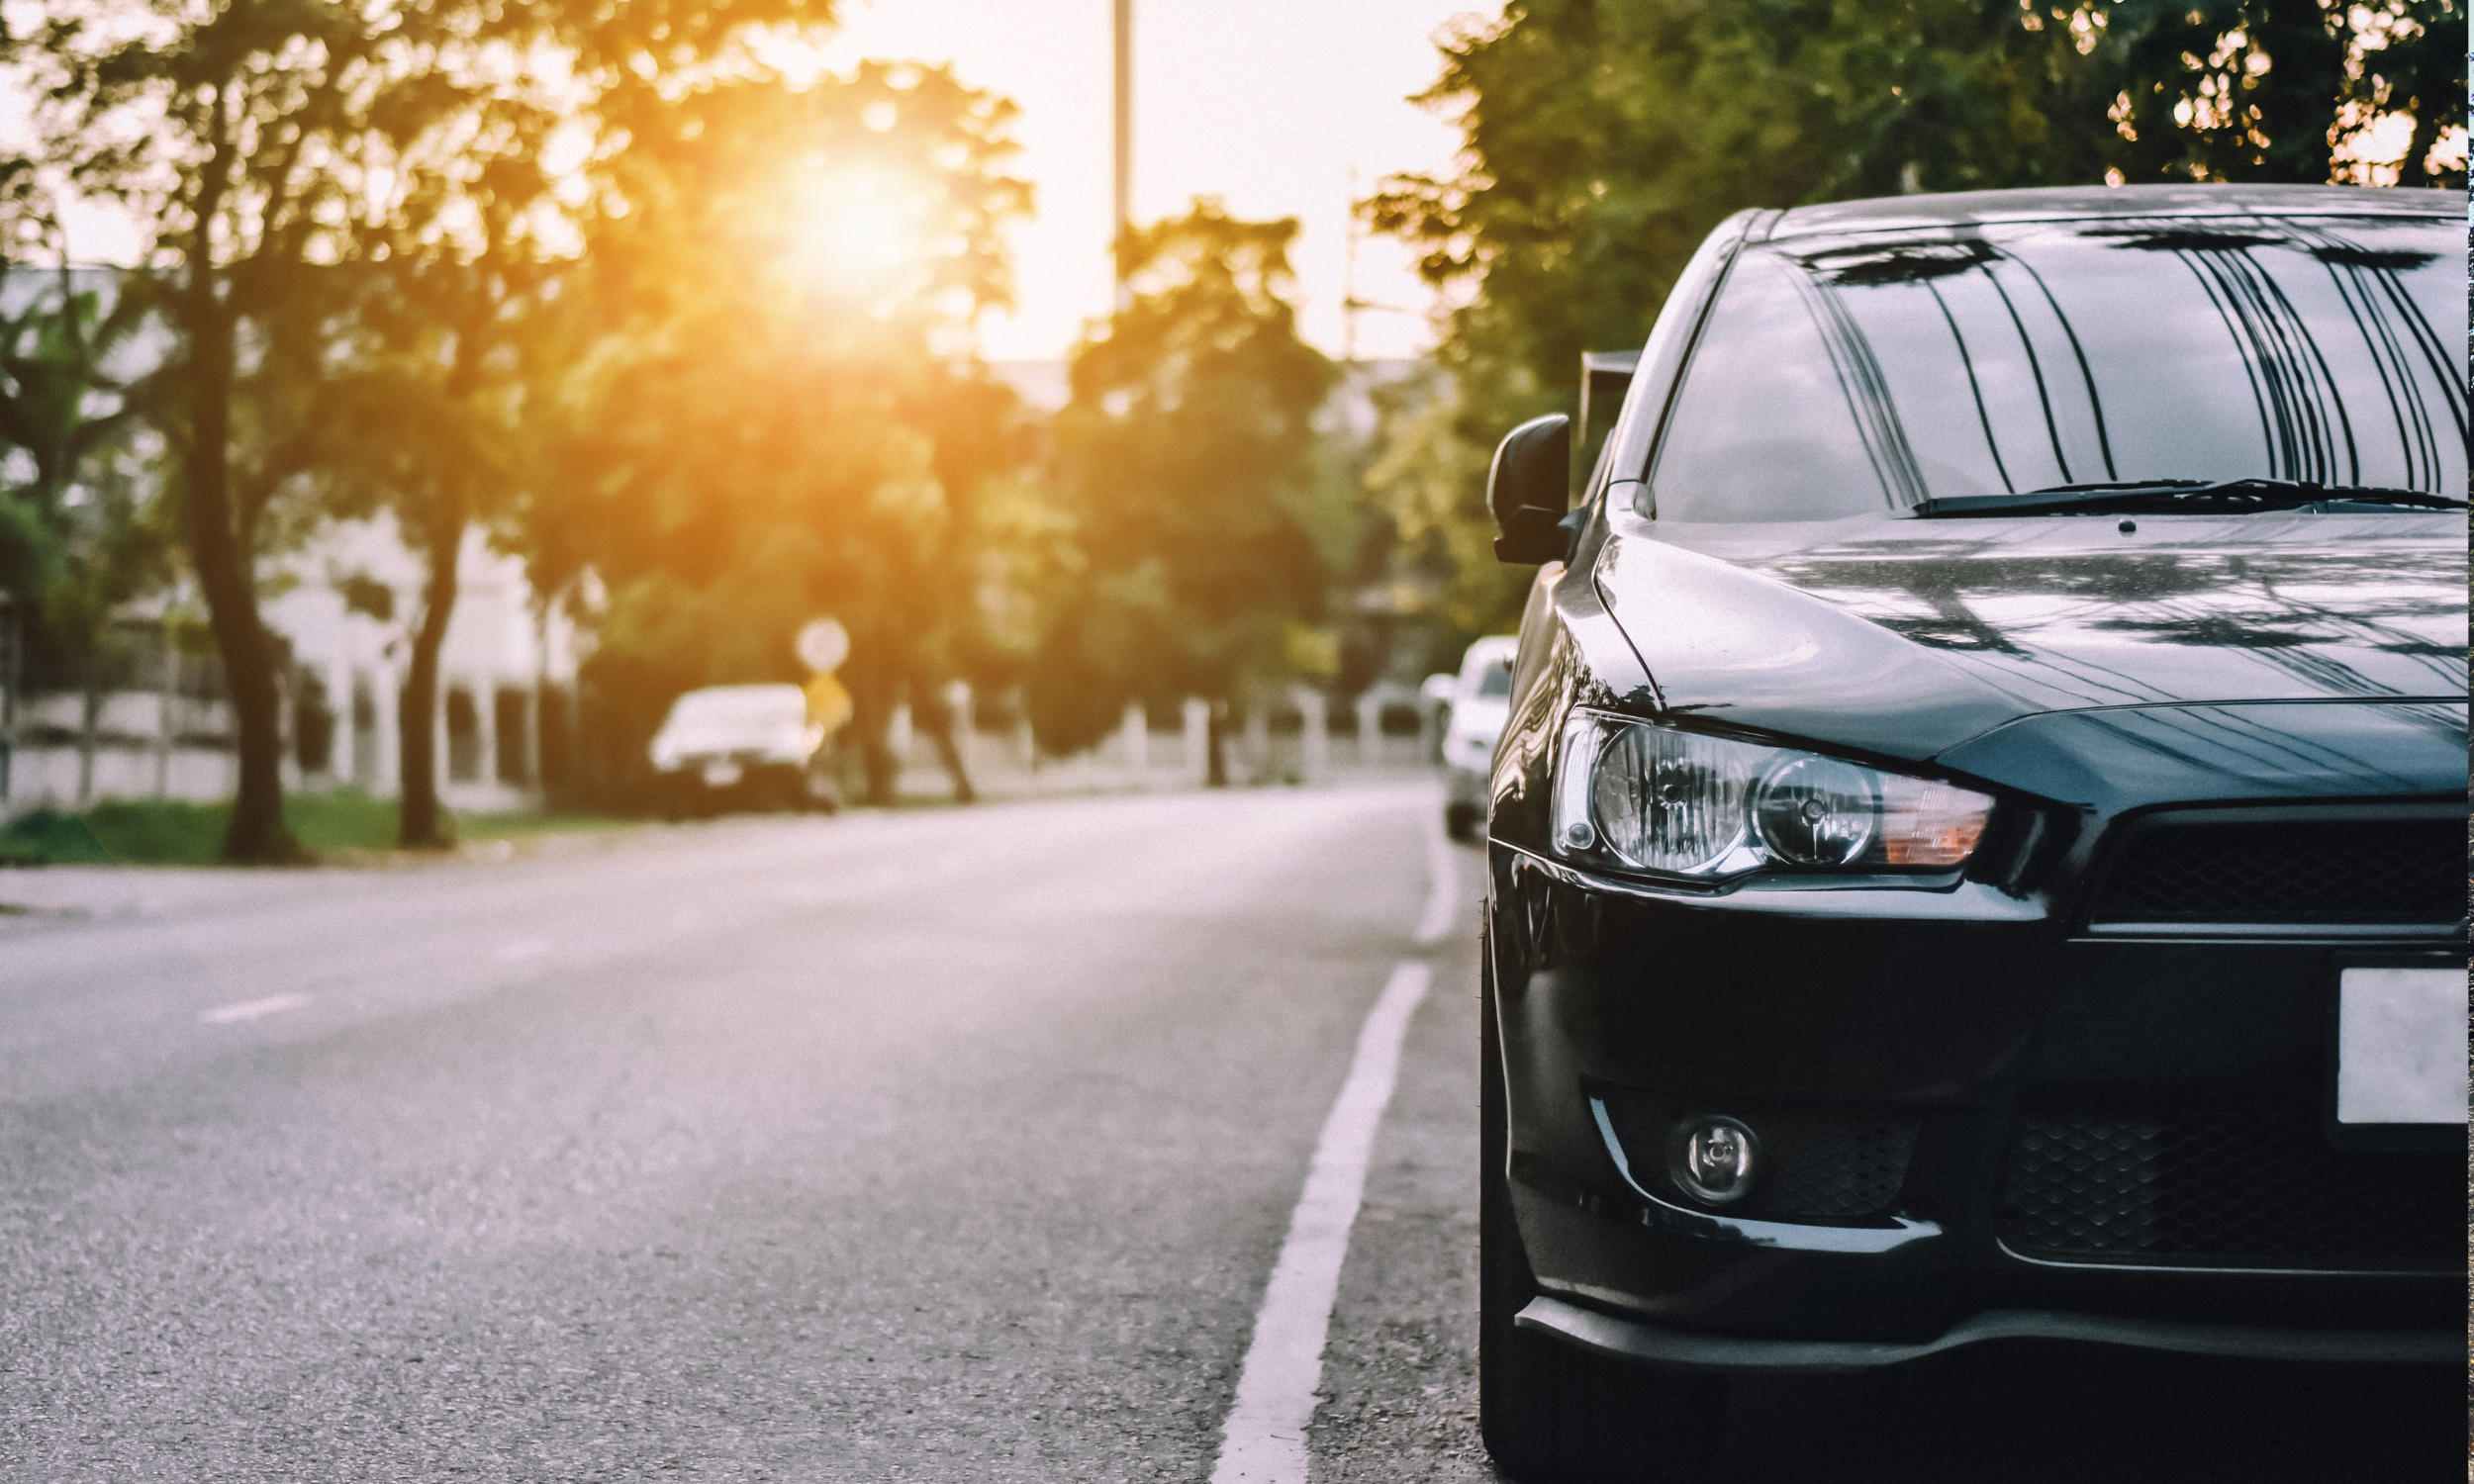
[1666,1116,1759,1205]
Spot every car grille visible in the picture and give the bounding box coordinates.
[2085,814,2466,926]
[1746,1114,1919,1221]
[1998,1105,2463,1270]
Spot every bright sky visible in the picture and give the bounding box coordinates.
[29,0,1486,364]
[813,0,1486,362]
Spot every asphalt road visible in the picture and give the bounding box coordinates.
[0,782,2455,1482]
[0,783,1491,1482]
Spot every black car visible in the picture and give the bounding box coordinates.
[1476,184,2466,1477]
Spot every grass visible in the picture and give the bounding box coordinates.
[0,789,631,867]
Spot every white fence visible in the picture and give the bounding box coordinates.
[1,686,1442,816]
[898,696,1438,801]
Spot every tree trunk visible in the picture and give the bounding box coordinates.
[851,686,901,808]
[174,85,296,864]
[911,683,975,804]
[395,283,497,844]
[1205,699,1230,788]
[840,635,900,807]
[926,721,974,804]
[0,601,18,805]
[183,298,297,864]
[398,506,463,848]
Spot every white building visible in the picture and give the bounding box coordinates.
[1,515,580,815]
[0,264,582,816]
[259,514,584,810]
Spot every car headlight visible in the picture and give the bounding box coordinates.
[1552,711,1992,879]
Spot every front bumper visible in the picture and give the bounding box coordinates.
[1516,1294,2461,1373]
[653,757,815,809]
[1488,842,2466,1356]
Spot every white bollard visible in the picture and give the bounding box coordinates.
[1293,686,1327,783]
[889,702,913,767]
[374,663,401,798]
[1184,697,1210,783]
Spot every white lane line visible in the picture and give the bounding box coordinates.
[1210,960,1431,1484]
[199,993,311,1025]
[1414,806,1460,947]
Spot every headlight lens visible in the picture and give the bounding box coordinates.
[1588,726,1756,873]
[1555,712,1991,879]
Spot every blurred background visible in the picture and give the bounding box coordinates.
[0,0,2460,862]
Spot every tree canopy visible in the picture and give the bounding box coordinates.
[0,269,166,691]
[1369,0,2467,635]
[6,0,838,858]
[525,61,1034,803]
[1029,202,1346,761]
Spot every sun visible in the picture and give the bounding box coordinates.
[786,163,935,302]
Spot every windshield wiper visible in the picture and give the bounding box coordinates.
[1912,478,2468,517]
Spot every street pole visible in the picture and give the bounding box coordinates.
[1343,164,1361,367]
[1112,0,1133,313]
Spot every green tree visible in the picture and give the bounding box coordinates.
[320,254,557,847]
[0,266,152,612]
[2093,1,2465,186]
[1362,365,1521,647]
[0,259,172,799]
[11,0,833,860]
[524,62,1031,805]
[1368,0,2465,633]
[1033,202,1346,781]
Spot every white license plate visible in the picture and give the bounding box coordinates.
[2335,968,2467,1125]
[701,762,743,788]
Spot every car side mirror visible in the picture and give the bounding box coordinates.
[1488,414,1572,564]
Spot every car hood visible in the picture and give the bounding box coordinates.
[1592,509,2467,762]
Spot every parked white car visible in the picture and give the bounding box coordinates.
[648,684,833,816]
[1433,636,1518,841]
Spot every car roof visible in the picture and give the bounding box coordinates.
[678,688,802,702]
[1461,636,1519,671]
[673,684,804,703]
[1765,183,2459,241]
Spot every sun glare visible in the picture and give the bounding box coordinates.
[786,163,937,305]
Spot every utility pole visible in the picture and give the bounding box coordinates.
[1112,0,1133,313]
[1342,164,1362,367]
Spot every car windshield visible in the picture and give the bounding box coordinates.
[1642,214,2467,521]
[1474,660,1513,699]
[663,687,806,732]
